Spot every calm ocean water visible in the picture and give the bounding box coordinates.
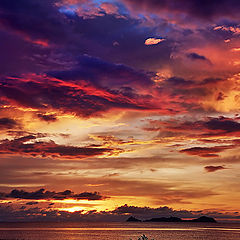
[0,222,239,240]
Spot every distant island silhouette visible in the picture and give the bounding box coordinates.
[127,216,142,222]
[126,216,217,223]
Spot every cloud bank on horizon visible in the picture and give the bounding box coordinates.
[0,0,240,221]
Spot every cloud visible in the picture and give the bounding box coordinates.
[214,25,240,35]
[0,203,239,222]
[48,54,154,89]
[100,2,119,15]
[204,165,227,172]
[144,117,240,138]
[142,116,240,158]
[0,135,114,159]
[1,70,211,118]
[37,113,58,122]
[111,204,240,221]
[25,201,39,205]
[151,76,230,114]
[205,117,240,134]
[122,0,240,22]
[179,145,234,158]
[0,73,155,118]
[186,53,209,61]
[0,0,174,74]
[0,0,69,45]
[104,173,120,177]
[112,204,195,218]
[231,48,240,52]
[1,188,105,201]
[216,92,226,101]
[0,118,18,130]
[144,38,165,45]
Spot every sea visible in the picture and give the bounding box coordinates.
[0,222,239,240]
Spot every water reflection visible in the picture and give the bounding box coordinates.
[0,222,239,240]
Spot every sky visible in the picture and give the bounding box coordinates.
[0,0,240,222]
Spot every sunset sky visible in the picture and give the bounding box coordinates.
[0,0,240,222]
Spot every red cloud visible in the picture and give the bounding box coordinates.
[179,145,234,158]
[204,165,227,172]
[0,74,157,118]
[0,135,114,159]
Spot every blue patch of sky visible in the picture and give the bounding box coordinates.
[58,0,131,17]
[92,0,116,4]
[93,0,130,16]
[59,5,78,16]
[114,2,130,15]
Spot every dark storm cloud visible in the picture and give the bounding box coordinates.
[122,0,240,22]
[204,165,227,172]
[0,0,68,44]
[0,0,175,75]
[25,201,39,205]
[37,113,58,122]
[186,53,209,61]
[196,117,240,137]
[205,117,240,133]
[60,12,173,70]
[0,0,77,76]
[162,77,194,87]
[48,55,154,88]
[150,76,228,113]
[0,118,18,130]
[0,135,114,159]
[0,74,155,118]
[144,117,240,137]
[0,30,46,75]
[155,77,226,105]
[0,79,46,109]
[161,77,224,89]
[0,0,176,117]
[0,188,105,201]
[198,78,225,86]
[179,145,234,158]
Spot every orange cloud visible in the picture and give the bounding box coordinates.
[145,38,165,45]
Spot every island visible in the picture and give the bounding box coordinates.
[145,217,182,222]
[190,216,217,223]
[126,216,142,222]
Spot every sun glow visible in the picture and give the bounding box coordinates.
[59,206,84,212]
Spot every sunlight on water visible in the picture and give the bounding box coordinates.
[0,222,240,240]
[0,227,205,231]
